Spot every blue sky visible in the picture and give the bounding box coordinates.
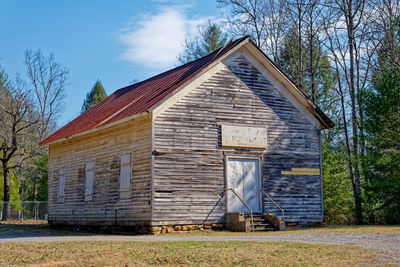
[0,0,220,126]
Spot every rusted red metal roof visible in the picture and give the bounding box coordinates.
[40,36,249,145]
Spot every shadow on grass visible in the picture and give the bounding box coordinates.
[0,221,77,237]
[0,221,132,238]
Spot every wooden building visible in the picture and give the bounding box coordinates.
[41,37,333,232]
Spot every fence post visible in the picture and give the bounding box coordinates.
[37,202,40,220]
[0,201,48,221]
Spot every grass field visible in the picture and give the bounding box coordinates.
[0,241,386,266]
[1,223,399,266]
[165,224,400,236]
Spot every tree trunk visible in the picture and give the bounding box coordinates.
[347,1,363,225]
[309,21,315,101]
[2,162,10,221]
[338,78,357,216]
[298,1,304,91]
[358,100,366,157]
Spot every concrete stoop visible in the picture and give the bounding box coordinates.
[226,212,286,232]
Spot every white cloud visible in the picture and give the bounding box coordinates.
[119,7,208,70]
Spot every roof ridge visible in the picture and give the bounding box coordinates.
[89,37,249,127]
[113,44,227,95]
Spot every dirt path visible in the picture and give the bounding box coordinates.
[1,232,399,250]
[1,232,399,262]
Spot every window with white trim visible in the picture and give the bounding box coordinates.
[119,153,131,199]
[84,160,95,201]
[57,167,65,203]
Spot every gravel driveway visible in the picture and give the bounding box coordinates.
[1,233,399,263]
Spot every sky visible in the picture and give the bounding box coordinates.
[0,0,220,126]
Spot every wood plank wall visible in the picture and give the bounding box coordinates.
[48,115,152,225]
[153,53,322,224]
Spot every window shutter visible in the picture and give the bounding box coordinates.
[57,167,65,203]
[119,153,131,199]
[85,160,95,201]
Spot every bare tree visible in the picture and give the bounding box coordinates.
[262,0,289,61]
[218,0,288,62]
[0,71,39,220]
[24,50,69,140]
[323,0,377,224]
[286,0,307,90]
[370,0,400,70]
[284,0,328,96]
[303,0,328,100]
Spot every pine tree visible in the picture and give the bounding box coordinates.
[277,28,336,109]
[178,21,228,63]
[81,80,107,113]
[362,67,400,224]
[362,19,400,224]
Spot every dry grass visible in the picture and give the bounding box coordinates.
[162,225,400,237]
[1,223,397,266]
[0,241,387,266]
[287,225,400,234]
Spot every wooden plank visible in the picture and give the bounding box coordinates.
[152,54,323,224]
[281,168,320,175]
[48,114,152,224]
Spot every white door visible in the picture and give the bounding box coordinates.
[227,158,261,213]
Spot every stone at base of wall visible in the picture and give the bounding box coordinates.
[150,223,225,235]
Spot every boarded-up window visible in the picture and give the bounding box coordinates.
[119,153,131,199]
[84,160,95,201]
[57,167,65,203]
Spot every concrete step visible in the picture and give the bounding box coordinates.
[248,221,274,227]
[226,212,282,232]
[253,226,278,231]
[243,213,279,231]
[244,215,265,220]
[244,216,269,220]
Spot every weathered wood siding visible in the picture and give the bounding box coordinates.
[153,52,322,224]
[48,115,152,225]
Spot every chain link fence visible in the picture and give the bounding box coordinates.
[0,201,48,221]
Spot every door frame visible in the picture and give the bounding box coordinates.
[224,155,263,213]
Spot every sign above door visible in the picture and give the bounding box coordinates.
[221,125,267,148]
